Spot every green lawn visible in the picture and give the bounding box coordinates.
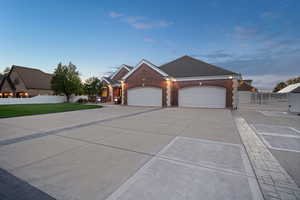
[0,103,102,118]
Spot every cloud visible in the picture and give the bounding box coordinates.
[218,15,300,90]
[265,38,300,49]
[244,74,296,91]
[109,12,172,30]
[232,26,258,39]
[127,19,172,29]
[261,11,280,19]
[217,52,300,74]
[109,11,122,18]
[144,38,156,43]
[195,50,233,59]
[132,23,153,29]
[205,38,300,90]
[123,16,142,23]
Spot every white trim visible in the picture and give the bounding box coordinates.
[112,83,121,87]
[174,74,241,82]
[123,66,132,72]
[122,59,169,80]
[101,77,111,84]
[110,64,131,80]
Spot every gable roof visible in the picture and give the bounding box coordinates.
[0,74,15,91]
[10,65,53,90]
[159,56,238,78]
[123,64,133,70]
[110,64,133,80]
[277,83,300,93]
[0,74,4,87]
[122,59,169,80]
[101,77,118,85]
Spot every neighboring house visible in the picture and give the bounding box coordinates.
[276,82,300,113]
[122,56,241,108]
[100,64,133,102]
[0,65,54,98]
[238,80,257,92]
[277,83,300,93]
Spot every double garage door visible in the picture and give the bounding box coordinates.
[179,86,226,108]
[127,86,226,108]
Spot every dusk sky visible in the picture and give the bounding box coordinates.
[1,0,299,90]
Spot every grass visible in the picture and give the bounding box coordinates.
[0,103,102,118]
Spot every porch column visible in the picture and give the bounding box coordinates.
[121,81,125,105]
[108,85,113,102]
[232,79,239,109]
[166,78,171,107]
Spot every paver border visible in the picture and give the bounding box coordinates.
[234,112,300,200]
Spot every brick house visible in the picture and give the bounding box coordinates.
[100,64,133,102]
[0,65,53,98]
[122,56,242,108]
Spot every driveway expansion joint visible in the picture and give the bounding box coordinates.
[233,111,300,200]
[0,108,162,147]
[106,135,263,200]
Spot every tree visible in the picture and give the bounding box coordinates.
[3,67,10,74]
[272,76,300,92]
[83,77,102,96]
[286,77,300,85]
[273,82,287,92]
[51,62,82,102]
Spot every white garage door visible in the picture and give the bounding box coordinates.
[179,86,226,108]
[127,87,162,107]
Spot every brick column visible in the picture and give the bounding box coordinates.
[166,79,171,107]
[232,79,238,109]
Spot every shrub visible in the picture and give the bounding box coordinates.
[77,98,88,104]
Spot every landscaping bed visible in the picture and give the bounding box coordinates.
[0,103,102,118]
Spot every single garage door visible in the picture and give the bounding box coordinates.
[179,86,226,108]
[127,87,162,107]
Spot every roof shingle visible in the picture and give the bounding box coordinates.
[12,65,53,90]
[159,55,237,78]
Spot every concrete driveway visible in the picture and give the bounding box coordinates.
[0,106,262,200]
